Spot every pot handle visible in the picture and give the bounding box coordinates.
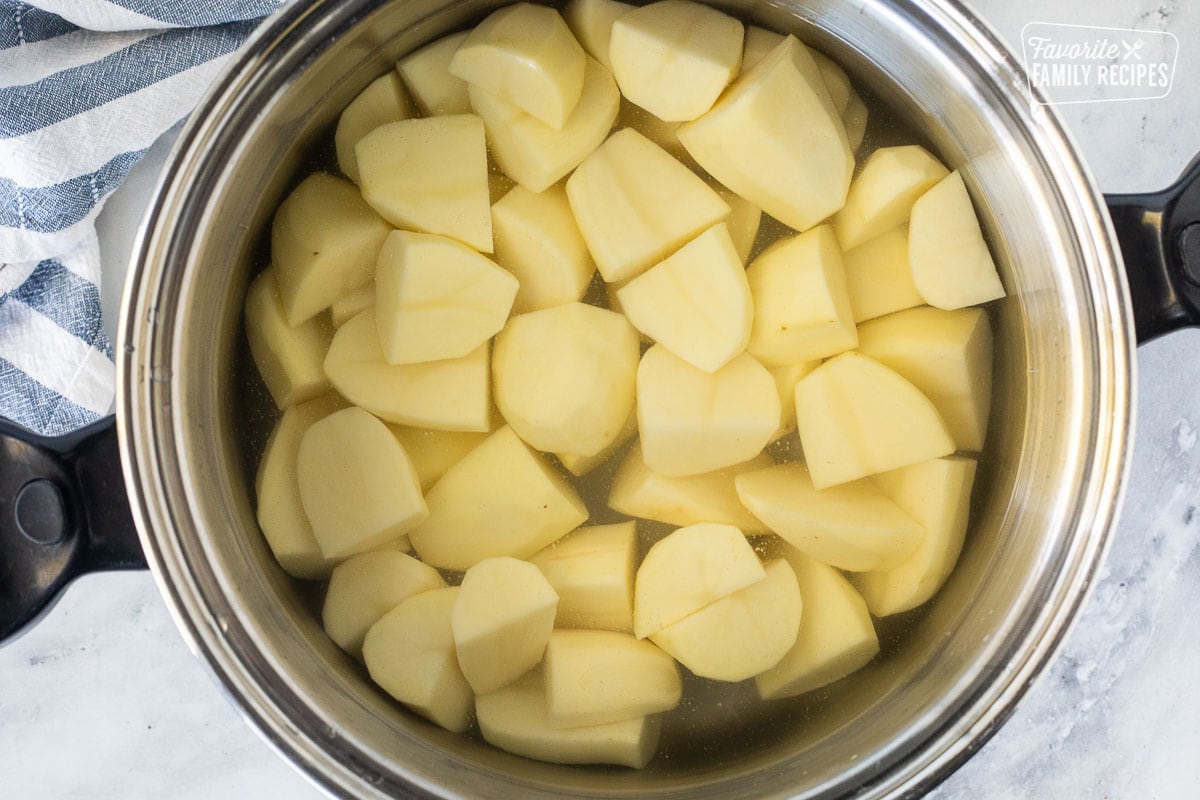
[1106,154,1200,343]
[0,414,144,645]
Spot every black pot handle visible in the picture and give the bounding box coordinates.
[1106,154,1200,343]
[0,414,144,644]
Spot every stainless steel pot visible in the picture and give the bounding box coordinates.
[4,0,1199,797]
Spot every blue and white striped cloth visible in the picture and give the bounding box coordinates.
[0,1,284,435]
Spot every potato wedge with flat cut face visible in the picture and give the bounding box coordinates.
[834,145,949,251]
[387,426,489,491]
[335,71,413,185]
[396,32,471,116]
[842,226,922,323]
[564,0,633,70]
[529,522,637,633]
[243,268,330,410]
[330,283,374,328]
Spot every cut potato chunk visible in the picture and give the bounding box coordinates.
[617,223,751,372]
[769,360,820,440]
[387,426,489,491]
[609,0,743,122]
[297,407,428,559]
[544,630,681,727]
[450,3,586,130]
[396,32,471,116]
[528,522,637,633]
[363,587,474,732]
[271,172,391,326]
[908,170,1005,309]
[493,302,639,457]
[330,284,374,328]
[842,92,868,152]
[566,127,730,283]
[244,268,331,409]
[755,544,879,700]
[555,409,638,477]
[565,0,633,70]
[834,145,949,251]
[746,225,857,366]
[741,26,782,72]
[638,345,779,476]
[810,50,852,116]
[843,226,922,323]
[856,306,993,451]
[409,426,588,569]
[452,557,559,694]
[323,550,446,658]
[676,35,852,232]
[734,462,923,571]
[492,184,596,313]
[375,231,518,365]
[714,185,763,263]
[477,668,661,768]
[325,311,491,431]
[795,352,955,489]
[650,558,802,681]
[633,522,765,638]
[335,71,413,185]
[356,115,492,253]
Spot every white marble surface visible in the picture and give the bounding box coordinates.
[2,1,1199,797]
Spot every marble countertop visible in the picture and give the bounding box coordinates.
[2,0,1198,797]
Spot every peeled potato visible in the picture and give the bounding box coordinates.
[842,92,868,152]
[330,283,374,328]
[529,522,637,633]
[713,185,763,263]
[396,32,471,116]
[335,71,413,185]
[555,409,638,477]
[768,360,820,440]
[243,268,331,409]
[809,50,852,116]
[741,26,782,72]
[834,145,949,251]
[565,0,634,70]
[387,426,489,491]
[842,226,922,323]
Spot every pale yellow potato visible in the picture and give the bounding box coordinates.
[609,0,743,122]
[408,426,588,570]
[834,145,949,251]
[555,408,638,477]
[676,35,852,232]
[324,311,491,431]
[270,172,391,326]
[842,226,922,323]
[493,302,639,457]
[908,170,1006,309]
[650,558,802,681]
[362,587,474,732]
[528,522,637,633]
[566,127,730,283]
[396,32,471,116]
[741,25,782,72]
[713,185,763,263]
[329,284,374,328]
[809,50,852,116]
[452,556,559,694]
[356,115,492,253]
[843,92,868,152]
[739,31,855,138]
[564,0,633,70]
[746,225,857,366]
[335,71,413,185]
[617,223,752,372]
[491,183,596,313]
[375,231,518,365]
[856,306,993,451]
[476,668,661,768]
[637,345,779,476]
[633,522,765,638]
[450,3,586,130]
[794,351,955,489]
[544,629,681,728]
[244,268,331,410]
[387,426,489,491]
[768,360,820,440]
[734,462,923,571]
[322,550,446,657]
[755,544,879,700]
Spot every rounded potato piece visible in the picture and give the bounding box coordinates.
[564,0,633,70]
[528,522,637,633]
[335,71,413,185]
[243,268,331,410]
[396,31,471,116]
[330,284,374,328]
[833,145,949,251]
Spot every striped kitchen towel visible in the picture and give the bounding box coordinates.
[0,0,285,436]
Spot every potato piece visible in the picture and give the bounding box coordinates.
[396,32,471,116]
[362,587,474,732]
[637,345,779,476]
[325,311,491,431]
[633,522,765,638]
[741,26,782,72]
[908,170,1005,309]
[528,522,636,633]
[794,352,955,489]
[755,544,879,699]
[271,172,391,326]
[409,426,588,570]
[676,36,852,232]
[452,557,559,694]
[375,231,518,365]
[335,71,413,185]
[544,630,681,727]
[244,268,331,409]
[714,185,762,263]
[330,284,374,328]
[323,550,446,657]
[856,306,993,451]
[387,426,489,491]
[493,302,639,457]
[843,226,922,323]
[564,0,633,70]
[555,408,638,477]
[834,145,949,251]
[769,360,820,440]
[734,462,923,571]
[476,669,661,768]
[609,0,743,122]
[296,407,428,559]
[746,225,857,366]
[450,3,586,130]
[356,115,492,253]
[566,128,730,283]
[492,184,596,313]
[809,50,852,116]
[650,558,802,681]
[842,92,868,153]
